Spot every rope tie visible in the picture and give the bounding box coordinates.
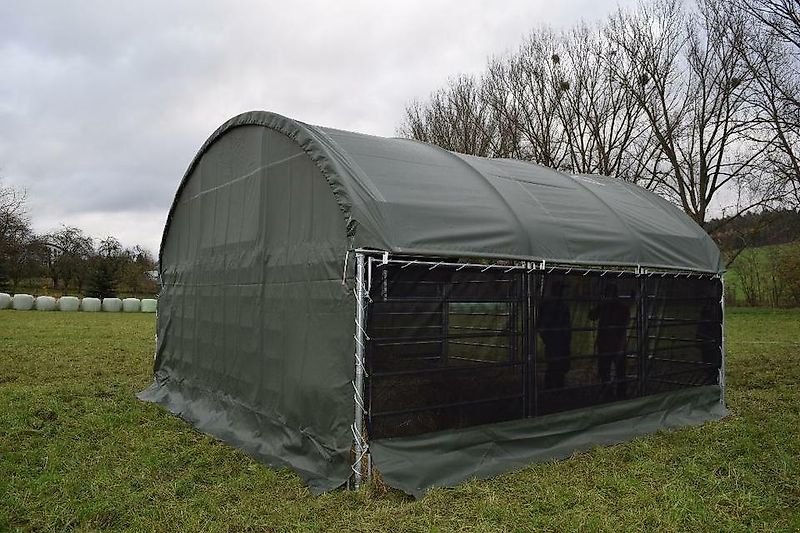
[350,423,370,475]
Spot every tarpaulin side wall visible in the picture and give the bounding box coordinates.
[138,125,355,493]
[371,385,726,497]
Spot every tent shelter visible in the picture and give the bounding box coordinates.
[139,111,727,496]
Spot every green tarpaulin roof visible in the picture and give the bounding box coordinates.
[162,111,722,273]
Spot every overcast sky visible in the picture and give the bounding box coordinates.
[0,0,635,255]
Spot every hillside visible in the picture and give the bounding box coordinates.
[724,241,800,307]
[709,209,800,251]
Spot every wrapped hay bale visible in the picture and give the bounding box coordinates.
[122,298,141,312]
[102,297,123,312]
[0,292,11,309]
[12,294,34,310]
[140,298,157,313]
[81,297,102,312]
[58,296,80,312]
[35,295,57,311]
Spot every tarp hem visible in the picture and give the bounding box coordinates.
[137,376,351,495]
[370,385,727,497]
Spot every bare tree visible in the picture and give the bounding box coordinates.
[604,0,781,225]
[732,0,800,206]
[481,58,525,159]
[403,25,661,186]
[0,180,29,253]
[400,75,499,156]
[504,28,573,168]
[400,0,794,228]
[119,245,157,296]
[0,180,34,290]
[557,24,657,184]
[739,0,800,53]
[44,226,94,292]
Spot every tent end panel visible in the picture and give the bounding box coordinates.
[371,385,727,498]
[150,124,356,495]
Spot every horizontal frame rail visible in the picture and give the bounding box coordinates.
[370,393,524,418]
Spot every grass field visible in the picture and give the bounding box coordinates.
[1,309,799,532]
[724,241,799,306]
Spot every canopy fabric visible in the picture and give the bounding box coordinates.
[372,385,726,497]
[161,111,722,274]
[144,111,726,496]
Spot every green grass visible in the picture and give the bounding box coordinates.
[724,241,798,306]
[1,309,799,532]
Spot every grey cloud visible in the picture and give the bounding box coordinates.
[0,0,635,254]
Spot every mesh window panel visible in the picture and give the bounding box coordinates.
[364,259,723,439]
[643,276,722,395]
[366,263,525,439]
[534,272,641,415]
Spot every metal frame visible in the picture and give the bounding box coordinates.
[531,270,542,416]
[720,275,726,405]
[637,267,648,396]
[522,267,532,417]
[351,253,370,488]
[355,249,720,279]
[348,249,726,488]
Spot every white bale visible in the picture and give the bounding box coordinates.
[35,295,57,311]
[81,297,102,312]
[12,294,34,310]
[58,296,80,312]
[0,292,11,309]
[122,297,141,312]
[102,297,123,312]
[140,298,157,313]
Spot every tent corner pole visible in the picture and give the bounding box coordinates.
[720,274,726,406]
[352,252,370,489]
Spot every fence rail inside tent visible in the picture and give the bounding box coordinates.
[361,254,723,440]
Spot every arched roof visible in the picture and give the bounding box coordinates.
[163,111,722,273]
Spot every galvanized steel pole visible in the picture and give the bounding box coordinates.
[352,253,368,489]
[720,275,726,405]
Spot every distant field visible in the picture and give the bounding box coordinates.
[1,309,799,531]
[724,241,798,306]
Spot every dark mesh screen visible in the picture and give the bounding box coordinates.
[534,272,641,415]
[365,261,722,439]
[643,276,722,395]
[366,264,524,439]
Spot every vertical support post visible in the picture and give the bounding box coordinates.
[719,275,726,405]
[440,279,449,364]
[381,253,389,301]
[637,269,647,397]
[509,279,517,364]
[154,291,159,362]
[531,271,540,417]
[521,269,529,417]
[352,252,369,489]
